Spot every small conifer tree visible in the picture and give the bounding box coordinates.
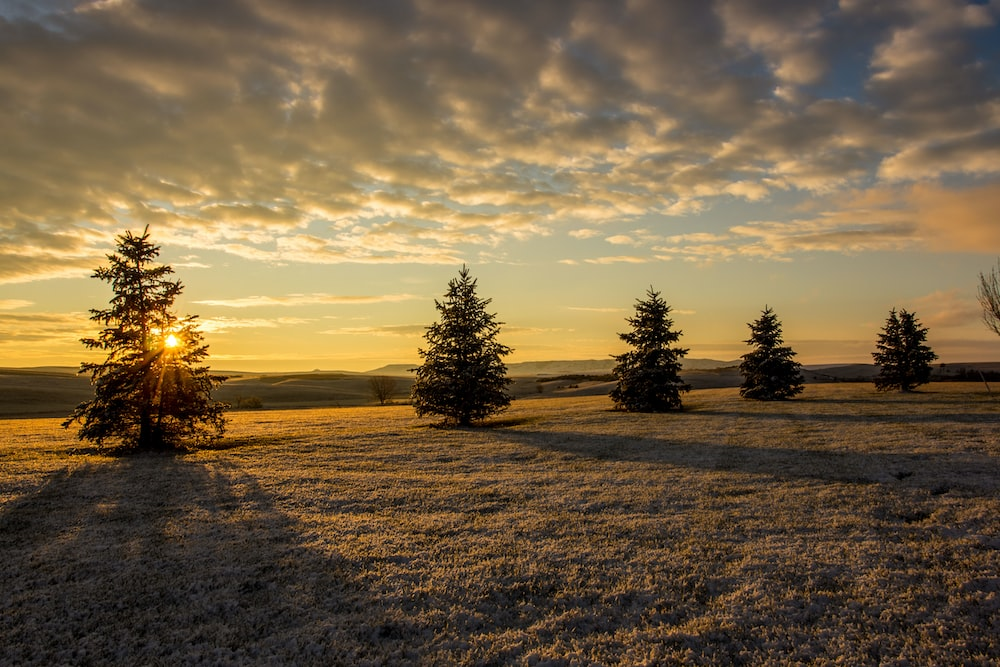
[872,308,937,392]
[610,287,690,411]
[63,227,226,451]
[411,265,512,425]
[739,306,804,400]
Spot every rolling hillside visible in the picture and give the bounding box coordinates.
[4,360,1000,418]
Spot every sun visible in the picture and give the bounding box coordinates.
[164,333,180,349]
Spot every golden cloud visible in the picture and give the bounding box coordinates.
[909,182,1000,254]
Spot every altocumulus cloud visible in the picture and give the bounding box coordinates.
[0,0,998,279]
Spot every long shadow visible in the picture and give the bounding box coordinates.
[688,405,1000,426]
[684,390,1000,425]
[3,443,995,664]
[499,427,1000,493]
[0,455,413,665]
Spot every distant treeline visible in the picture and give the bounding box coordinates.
[535,374,616,384]
[933,367,1000,382]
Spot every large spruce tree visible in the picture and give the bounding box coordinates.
[872,308,937,392]
[610,287,690,411]
[63,227,226,451]
[411,265,512,425]
[739,306,804,400]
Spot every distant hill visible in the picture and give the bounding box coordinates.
[0,367,93,418]
[682,358,742,371]
[802,364,877,382]
[6,361,1000,419]
[0,366,80,376]
[363,363,417,376]
[366,358,741,377]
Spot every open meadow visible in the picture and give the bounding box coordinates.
[1,383,998,665]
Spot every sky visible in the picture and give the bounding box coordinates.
[2,0,1000,372]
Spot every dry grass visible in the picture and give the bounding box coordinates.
[1,383,998,665]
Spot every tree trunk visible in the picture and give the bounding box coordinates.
[138,411,154,450]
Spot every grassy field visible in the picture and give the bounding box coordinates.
[1,383,998,665]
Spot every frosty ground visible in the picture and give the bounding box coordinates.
[1,383,998,665]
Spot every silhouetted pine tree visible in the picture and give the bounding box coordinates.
[610,287,690,411]
[739,306,804,400]
[63,227,226,451]
[872,308,937,392]
[411,265,512,425]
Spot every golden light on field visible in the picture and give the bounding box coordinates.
[1,384,998,662]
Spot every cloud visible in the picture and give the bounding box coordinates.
[583,256,650,265]
[862,0,1000,181]
[566,306,623,313]
[0,299,33,310]
[499,325,567,336]
[879,133,1000,182]
[653,213,918,263]
[605,235,640,246]
[573,178,1000,264]
[194,293,421,308]
[0,0,997,283]
[909,289,983,329]
[197,316,313,334]
[908,182,1000,254]
[653,180,1000,261]
[318,324,426,337]
[0,224,109,284]
[731,220,917,255]
[0,311,90,345]
[717,0,830,86]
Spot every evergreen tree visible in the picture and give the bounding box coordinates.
[872,308,937,392]
[411,265,512,425]
[63,227,226,451]
[610,287,690,411]
[739,306,804,400]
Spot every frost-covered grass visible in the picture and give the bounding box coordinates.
[1,383,998,665]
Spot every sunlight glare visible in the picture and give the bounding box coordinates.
[164,333,180,349]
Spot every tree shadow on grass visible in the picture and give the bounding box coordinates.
[3,441,995,665]
[688,406,1000,426]
[683,389,1000,423]
[412,414,545,430]
[0,454,420,665]
[500,426,1000,495]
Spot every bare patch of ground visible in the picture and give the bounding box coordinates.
[1,383,998,664]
